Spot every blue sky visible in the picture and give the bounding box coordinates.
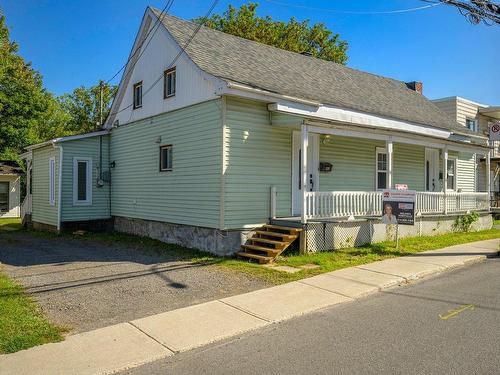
[3,0,499,103]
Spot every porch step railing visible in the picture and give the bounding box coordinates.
[304,191,489,220]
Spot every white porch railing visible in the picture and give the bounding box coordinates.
[304,191,489,220]
[20,194,32,220]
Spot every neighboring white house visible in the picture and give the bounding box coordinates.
[0,161,23,219]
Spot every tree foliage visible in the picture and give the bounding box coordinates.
[424,0,500,25]
[197,2,348,64]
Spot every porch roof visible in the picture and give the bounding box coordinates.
[154,9,475,137]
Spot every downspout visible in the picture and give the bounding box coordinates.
[54,143,63,232]
[107,134,112,219]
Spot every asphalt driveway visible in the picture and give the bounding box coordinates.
[0,231,270,334]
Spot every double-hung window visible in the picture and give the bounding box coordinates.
[159,145,173,171]
[133,81,143,109]
[164,67,176,98]
[0,182,9,212]
[73,158,92,205]
[49,157,56,206]
[446,158,457,190]
[376,147,387,190]
[465,118,477,132]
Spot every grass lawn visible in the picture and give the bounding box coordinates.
[0,217,23,232]
[0,273,65,354]
[493,219,500,225]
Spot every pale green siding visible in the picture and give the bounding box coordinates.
[393,144,425,190]
[32,145,59,227]
[224,97,293,229]
[456,151,476,192]
[319,136,385,191]
[110,100,222,228]
[61,136,111,221]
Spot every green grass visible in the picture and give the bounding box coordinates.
[493,219,500,225]
[0,273,65,354]
[0,218,22,231]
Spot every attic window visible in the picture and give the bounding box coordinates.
[164,67,176,99]
[133,81,143,109]
[465,118,477,132]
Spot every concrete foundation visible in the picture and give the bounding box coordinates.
[113,216,255,256]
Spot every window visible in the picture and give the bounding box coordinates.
[133,81,143,109]
[159,145,173,171]
[0,182,9,212]
[164,67,176,98]
[73,158,92,205]
[49,157,55,206]
[446,158,457,190]
[465,118,477,132]
[376,147,387,190]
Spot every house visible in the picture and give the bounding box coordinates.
[0,161,23,219]
[432,96,500,204]
[20,7,493,258]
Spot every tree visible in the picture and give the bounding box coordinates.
[424,0,500,25]
[58,81,117,134]
[196,3,348,64]
[0,14,65,159]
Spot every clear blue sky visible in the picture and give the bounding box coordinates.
[3,0,499,103]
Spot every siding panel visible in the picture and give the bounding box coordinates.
[32,145,59,226]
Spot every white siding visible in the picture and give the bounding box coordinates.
[0,175,21,218]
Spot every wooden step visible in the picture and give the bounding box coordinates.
[236,251,274,264]
[255,231,297,241]
[264,224,302,234]
[250,237,287,248]
[241,244,281,255]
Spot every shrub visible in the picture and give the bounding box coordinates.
[453,212,480,232]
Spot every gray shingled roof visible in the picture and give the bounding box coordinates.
[153,9,471,135]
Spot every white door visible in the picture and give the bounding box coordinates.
[425,148,440,192]
[292,131,319,215]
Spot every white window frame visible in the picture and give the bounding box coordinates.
[73,157,92,205]
[133,81,142,109]
[49,157,56,206]
[159,145,173,172]
[465,118,477,132]
[375,147,388,190]
[164,67,176,99]
[446,156,458,191]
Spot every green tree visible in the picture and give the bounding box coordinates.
[0,14,65,159]
[197,2,348,64]
[58,81,117,134]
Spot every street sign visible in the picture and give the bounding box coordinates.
[382,189,416,226]
[489,121,500,141]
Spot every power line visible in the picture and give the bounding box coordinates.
[109,0,219,118]
[263,0,446,15]
[105,0,175,84]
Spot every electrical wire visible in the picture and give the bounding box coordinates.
[109,0,219,118]
[263,0,446,15]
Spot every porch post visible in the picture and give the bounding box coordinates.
[386,138,393,189]
[486,150,491,209]
[443,146,448,215]
[301,124,309,224]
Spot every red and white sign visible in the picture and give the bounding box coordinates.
[395,184,408,190]
[489,122,500,141]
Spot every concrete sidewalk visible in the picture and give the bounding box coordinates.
[1,239,498,375]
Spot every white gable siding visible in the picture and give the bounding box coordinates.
[0,175,20,218]
[112,11,219,127]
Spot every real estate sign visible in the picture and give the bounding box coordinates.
[381,189,416,226]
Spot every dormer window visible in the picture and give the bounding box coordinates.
[465,118,477,132]
[164,67,176,99]
[133,81,142,109]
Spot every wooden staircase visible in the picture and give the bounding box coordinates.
[236,224,302,264]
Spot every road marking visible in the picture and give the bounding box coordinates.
[439,304,474,320]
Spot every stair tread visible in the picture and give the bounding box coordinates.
[264,224,302,232]
[236,252,274,261]
[242,244,281,254]
[255,230,297,239]
[250,238,287,246]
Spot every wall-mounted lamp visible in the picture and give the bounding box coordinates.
[155,136,162,144]
[109,161,116,169]
[322,135,331,145]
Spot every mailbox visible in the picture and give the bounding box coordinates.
[319,162,333,172]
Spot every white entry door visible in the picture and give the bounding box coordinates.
[292,131,319,215]
[425,148,440,192]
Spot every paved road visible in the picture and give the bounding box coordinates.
[122,258,500,375]
[0,232,270,333]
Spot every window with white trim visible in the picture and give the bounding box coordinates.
[159,145,172,171]
[0,182,9,212]
[164,67,176,98]
[465,118,477,132]
[49,157,56,206]
[73,158,92,205]
[446,158,457,190]
[376,147,387,190]
[133,81,142,109]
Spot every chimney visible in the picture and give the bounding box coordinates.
[406,81,423,94]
